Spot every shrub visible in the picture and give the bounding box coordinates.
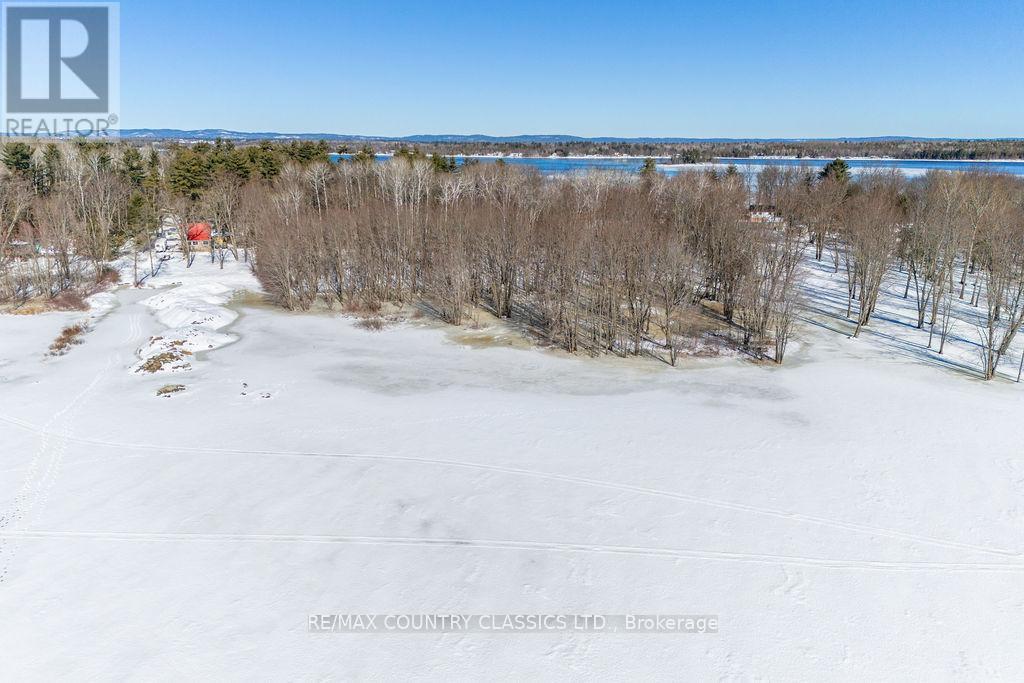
[356,317,386,332]
[50,291,88,311]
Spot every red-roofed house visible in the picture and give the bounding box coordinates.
[187,222,212,251]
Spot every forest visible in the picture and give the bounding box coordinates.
[3,139,1024,379]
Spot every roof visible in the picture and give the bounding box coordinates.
[187,222,211,241]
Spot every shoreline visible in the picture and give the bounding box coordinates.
[331,153,669,160]
[712,155,1024,164]
[658,158,1024,170]
[338,152,1024,164]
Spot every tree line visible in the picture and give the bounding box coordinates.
[0,138,331,300]
[334,138,1024,162]
[3,139,1024,379]
[239,154,1024,376]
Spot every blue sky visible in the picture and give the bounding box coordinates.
[119,0,1024,137]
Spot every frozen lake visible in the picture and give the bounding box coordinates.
[332,153,1024,177]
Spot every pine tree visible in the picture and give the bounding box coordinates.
[431,154,457,173]
[352,145,376,164]
[2,142,33,174]
[819,158,851,183]
[168,149,213,199]
[120,147,146,187]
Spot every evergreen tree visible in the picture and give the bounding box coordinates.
[431,154,457,173]
[220,149,253,181]
[120,147,146,187]
[247,142,282,180]
[142,148,163,200]
[168,149,213,199]
[352,145,376,164]
[819,158,851,183]
[43,143,62,178]
[2,142,33,174]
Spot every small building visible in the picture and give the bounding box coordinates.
[187,222,212,252]
[2,239,34,258]
[748,204,783,224]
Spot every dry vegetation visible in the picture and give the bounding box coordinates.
[48,323,87,355]
[245,161,810,364]
[137,343,192,373]
[355,316,388,332]
[241,158,1024,377]
[156,383,186,397]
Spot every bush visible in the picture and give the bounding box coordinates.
[356,317,386,332]
[96,266,120,286]
[50,291,88,311]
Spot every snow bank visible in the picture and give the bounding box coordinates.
[83,291,117,318]
[133,255,260,372]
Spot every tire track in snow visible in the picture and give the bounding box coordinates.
[0,411,1019,560]
[2,529,1023,573]
[125,313,142,345]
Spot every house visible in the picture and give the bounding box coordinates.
[187,222,212,252]
[1,239,34,258]
[748,204,783,224]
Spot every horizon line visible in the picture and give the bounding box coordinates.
[107,129,1024,142]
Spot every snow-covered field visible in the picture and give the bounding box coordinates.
[2,253,1024,679]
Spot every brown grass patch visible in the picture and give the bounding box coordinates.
[5,301,51,315]
[344,298,382,314]
[50,291,89,311]
[699,299,726,317]
[137,348,192,373]
[3,292,86,315]
[96,266,120,286]
[156,384,186,397]
[49,323,87,355]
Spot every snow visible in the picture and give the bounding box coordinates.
[658,161,932,178]
[131,256,256,370]
[2,253,1024,678]
[727,155,1024,164]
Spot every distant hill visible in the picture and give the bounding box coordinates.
[112,129,995,144]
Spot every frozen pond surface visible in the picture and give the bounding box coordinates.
[2,257,1024,678]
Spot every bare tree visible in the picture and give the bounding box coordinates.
[976,194,1024,379]
[843,172,904,337]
